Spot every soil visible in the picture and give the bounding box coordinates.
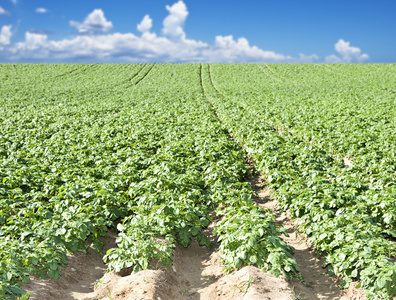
[343,157,353,166]
[22,175,367,300]
[249,175,366,300]
[23,231,118,300]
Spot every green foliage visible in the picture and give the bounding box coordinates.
[203,63,396,299]
[0,64,298,299]
[1,63,393,299]
[215,204,299,279]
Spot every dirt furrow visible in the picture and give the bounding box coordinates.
[22,175,367,300]
[22,231,118,300]
[249,175,366,300]
[22,63,366,300]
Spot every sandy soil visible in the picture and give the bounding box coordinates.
[22,175,367,300]
[343,157,353,166]
[23,231,118,300]
[250,175,366,300]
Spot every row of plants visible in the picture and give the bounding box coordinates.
[202,63,396,299]
[214,63,396,184]
[210,63,396,238]
[0,64,298,299]
[0,63,153,298]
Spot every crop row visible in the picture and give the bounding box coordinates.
[202,63,396,299]
[210,63,396,238]
[0,64,297,299]
[1,63,394,300]
[222,64,396,183]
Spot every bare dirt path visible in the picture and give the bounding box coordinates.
[22,231,118,300]
[75,225,300,300]
[22,175,366,300]
[250,175,366,300]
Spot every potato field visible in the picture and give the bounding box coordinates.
[0,64,395,299]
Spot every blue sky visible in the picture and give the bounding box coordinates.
[0,0,395,62]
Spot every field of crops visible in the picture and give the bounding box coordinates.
[0,64,395,299]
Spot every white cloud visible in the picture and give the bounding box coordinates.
[325,54,342,63]
[204,35,292,62]
[0,25,12,46]
[3,2,294,63]
[4,29,295,63]
[298,53,319,63]
[11,0,17,4]
[7,31,208,62]
[325,39,369,63]
[36,8,48,14]
[137,15,152,33]
[2,2,368,64]
[358,53,369,62]
[0,6,10,15]
[70,9,113,34]
[162,0,188,40]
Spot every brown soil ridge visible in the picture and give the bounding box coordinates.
[23,174,367,299]
[249,175,366,300]
[22,231,118,300]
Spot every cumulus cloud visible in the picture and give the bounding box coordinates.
[325,39,369,63]
[7,31,207,62]
[325,54,342,63]
[205,35,292,62]
[0,6,10,15]
[2,2,294,63]
[70,9,113,34]
[0,25,12,46]
[0,2,368,63]
[298,53,319,63]
[4,30,293,63]
[36,8,48,14]
[162,0,188,40]
[137,15,152,33]
[21,32,47,49]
